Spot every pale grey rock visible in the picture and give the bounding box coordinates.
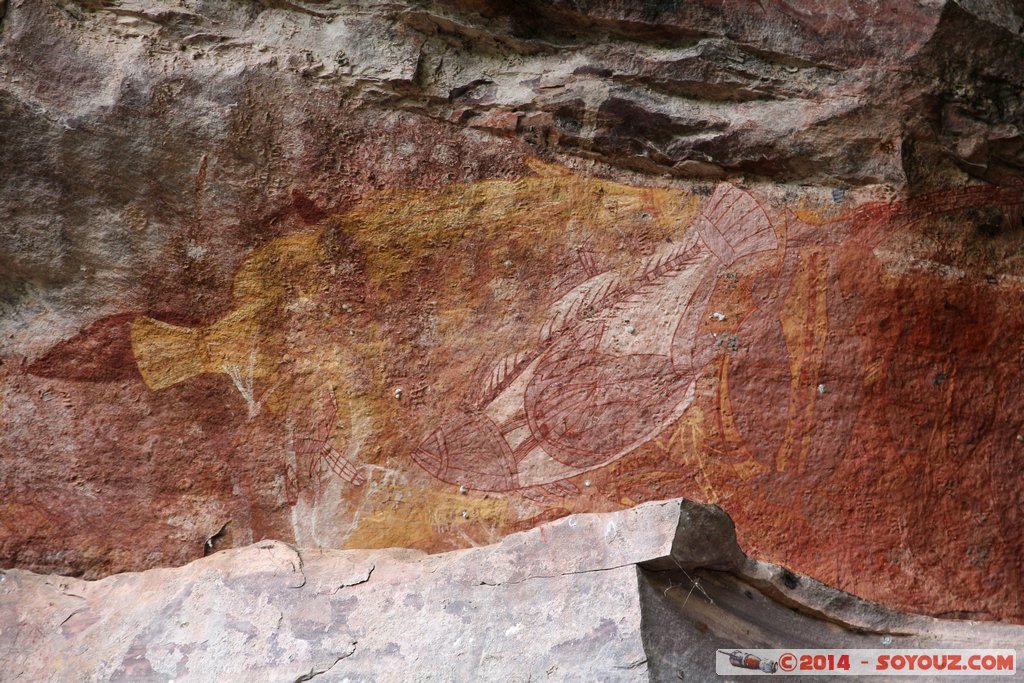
[2,499,1021,682]
[0,500,680,682]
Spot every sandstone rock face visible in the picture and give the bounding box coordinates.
[2,0,1024,625]
[0,500,678,682]
[2,500,1021,682]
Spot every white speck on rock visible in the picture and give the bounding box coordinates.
[186,241,208,260]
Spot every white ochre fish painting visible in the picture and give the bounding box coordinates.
[31,161,1024,507]
[122,159,742,498]
[412,182,778,497]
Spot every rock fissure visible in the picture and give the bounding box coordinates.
[330,564,375,593]
[614,657,648,671]
[57,607,85,628]
[288,544,307,590]
[293,646,356,683]
[477,560,640,587]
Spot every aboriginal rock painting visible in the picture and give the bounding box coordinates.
[413,182,778,497]
[12,160,1024,618]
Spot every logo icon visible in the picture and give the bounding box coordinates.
[722,650,778,674]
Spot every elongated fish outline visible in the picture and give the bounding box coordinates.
[412,183,778,497]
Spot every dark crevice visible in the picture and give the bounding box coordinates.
[330,564,375,593]
[255,0,334,20]
[638,499,1024,680]
[203,521,232,556]
[420,0,714,50]
[293,647,356,682]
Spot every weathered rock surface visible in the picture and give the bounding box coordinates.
[0,499,677,682]
[2,499,1021,682]
[2,0,1024,626]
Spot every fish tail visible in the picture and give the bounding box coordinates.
[130,316,205,390]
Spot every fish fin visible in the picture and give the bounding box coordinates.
[323,446,367,486]
[520,488,548,503]
[28,312,141,382]
[1004,203,1024,232]
[464,349,534,409]
[312,384,340,443]
[637,241,705,284]
[604,240,706,316]
[480,349,535,404]
[540,270,622,342]
[696,184,777,266]
[577,248,600,278]
[520,480,579,502]
[543,480,579,497]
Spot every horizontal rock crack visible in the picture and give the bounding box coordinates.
[477,561,637,587]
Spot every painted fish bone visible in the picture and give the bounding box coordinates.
[413,184,777,494]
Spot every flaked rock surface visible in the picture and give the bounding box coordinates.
[3,499,1022,682]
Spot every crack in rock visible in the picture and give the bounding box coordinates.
[614,657,648,670]
[58,608,85,628]
[289,544,307,589]
[477,561,636,587]
[255,542,307,588]
[330,564,375,594]
[293,643,356,682]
